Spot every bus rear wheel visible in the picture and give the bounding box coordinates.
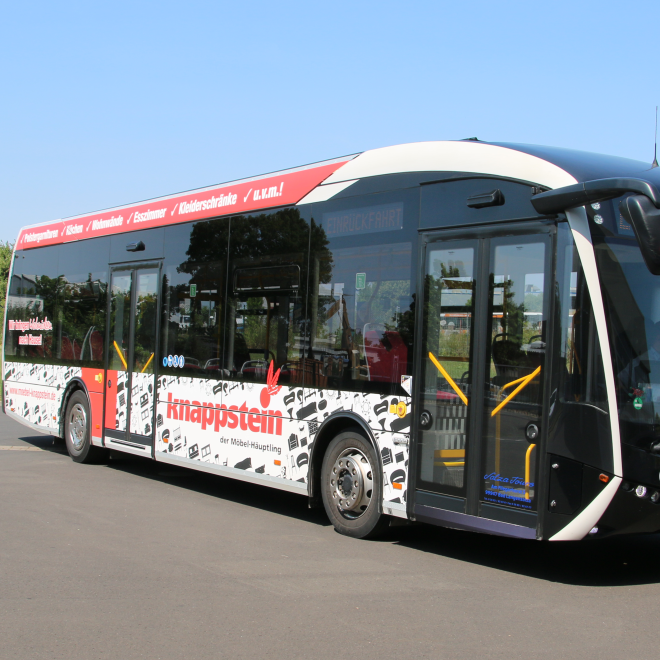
[64,391,107,464]
[321,431,389,539]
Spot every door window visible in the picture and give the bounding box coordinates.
[108,272,131,433]
[109,273,131,373]
[480,239,548,512]
[130,270,159,437]
[133,271,158,375]
[415,227,552,521]
[417,243,476,493]
[106,267,160,441]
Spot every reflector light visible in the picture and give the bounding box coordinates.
[392,482,402,490]
[589,527,598,534]
[635,485,647,498]
[651,491,660,504]
[274,460,281,466]
[599,473,609,483]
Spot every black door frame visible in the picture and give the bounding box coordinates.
[103,260,162,450]
[408,220,557,531]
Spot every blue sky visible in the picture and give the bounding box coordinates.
[1,0,658,243]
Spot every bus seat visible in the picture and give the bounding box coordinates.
[364,324,408,383]
[492,334,526,379]
[61,336,74,360]
[90,331,103,361]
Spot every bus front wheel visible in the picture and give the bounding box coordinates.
[64,391,106,464]
[321,431,389,539]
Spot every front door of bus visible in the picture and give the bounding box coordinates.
[104,265,160,450]
[413,224,552,530]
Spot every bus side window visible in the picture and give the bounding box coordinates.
[4,246,60,364]
[225,210,309,385]
[57,239,110,368]
[161,221,227,378]
[305,190,418,396]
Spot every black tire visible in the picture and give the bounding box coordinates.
[321,430,390,539]
[64,391,107,464]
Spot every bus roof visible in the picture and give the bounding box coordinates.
[16,140,658,250]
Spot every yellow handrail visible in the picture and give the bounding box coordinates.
[493,366,542,476]
[433,448,465,467]
[491,366,541,417]
[500,374,529,393]
[429,352,468,406]
[141,353,155,373]
[113,340,127,370]
[525,444,536,500]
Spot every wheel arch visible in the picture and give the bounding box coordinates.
[58,377,90,438]
[308,411,383,510]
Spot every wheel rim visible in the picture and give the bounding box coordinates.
[68,403,87,451]
[330,447,374,519]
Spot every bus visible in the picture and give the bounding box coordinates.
[5,140,660,542]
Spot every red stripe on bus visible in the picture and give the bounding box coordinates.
[17,160,350,249]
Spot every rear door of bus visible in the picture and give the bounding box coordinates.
[104,264,160,452]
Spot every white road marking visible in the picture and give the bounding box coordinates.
[0,446,51,451]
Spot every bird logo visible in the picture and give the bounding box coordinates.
[260,361,282,408]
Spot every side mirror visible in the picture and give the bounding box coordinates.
[619,195,660,275]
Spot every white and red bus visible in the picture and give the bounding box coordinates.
[5,140,660,541]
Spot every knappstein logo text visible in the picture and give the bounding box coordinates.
[166,362,284,435]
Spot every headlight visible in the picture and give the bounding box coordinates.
[635,485,648,498]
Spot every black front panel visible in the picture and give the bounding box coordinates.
[421,178,541,230]
[546,223,613,473]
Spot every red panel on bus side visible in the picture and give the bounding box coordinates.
[88,392,103,436]
[81,368,106,437]
[104,370,118,429]
[81,367,104,394]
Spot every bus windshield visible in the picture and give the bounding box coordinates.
[592,200,660,452]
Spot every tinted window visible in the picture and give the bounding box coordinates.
[225,208,309,385]
[5,246,60,363]
[5,239,109,368]
[547,223,612,471]
[588,200,660,458]
[308,189,418,395]
[58,239,110,367]
[160,221,227,377]
[110,227,164,263]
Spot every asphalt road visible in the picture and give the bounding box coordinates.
[1,412,659,660]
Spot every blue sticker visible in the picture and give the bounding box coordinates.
[167,355,173,367]
[162,357,168,367]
